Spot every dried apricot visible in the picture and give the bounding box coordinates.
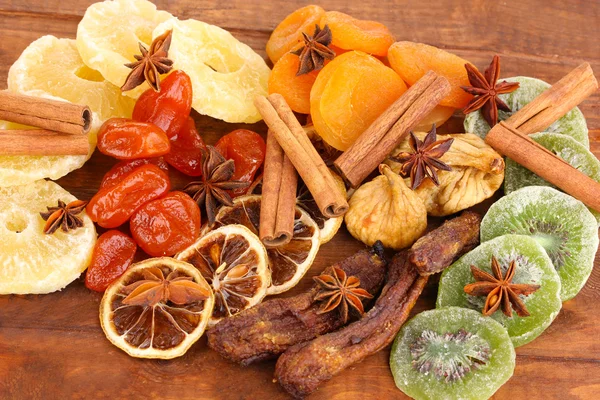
[85,230,137,292]
[387,42,474,109]
[310,51,407,151]
[266,5,325,63]
[268,52,319,114]
[414,105,456,131]
[321,11,394,56]
[97,119,171,160]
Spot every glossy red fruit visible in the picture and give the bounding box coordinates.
[100,157,169,190]
[215,129,266,197]
[87,164,171,228]
[85,230,137,292]
[130,191,201,257]
[132,70,193,138]
[97,118,171,159]
[164,117,206,176]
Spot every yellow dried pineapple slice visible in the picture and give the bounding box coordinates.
[0,180,97,294]
[153,18,271,123]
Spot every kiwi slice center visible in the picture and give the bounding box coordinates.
[410,329,491,383]
[525,219,571,269]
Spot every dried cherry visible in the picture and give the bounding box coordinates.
[215,129,266,197]
[164,117,206,176]
[85,230,137,292]
[87,164,171,228]
[130,191,201,257]
[97,118,171,159]
[100,157,169,190]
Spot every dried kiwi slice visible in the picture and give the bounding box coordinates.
[437,235,562,347]
[481,186,598,301]
[464,76,589,147]
[504,132,600,223]
[390,307,515,400]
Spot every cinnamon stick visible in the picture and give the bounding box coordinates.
[259,131,298,247]
[486,122,600,212]
[0,130,90,156]
[334,71,451,188]
[254,94,348,218]
[0,91,92,135]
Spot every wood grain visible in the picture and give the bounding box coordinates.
[0,1,599,399]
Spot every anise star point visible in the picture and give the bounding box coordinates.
[460,55,520,128]
[389,124,454,190]
[291,24,336,76]
[40,199,88,235]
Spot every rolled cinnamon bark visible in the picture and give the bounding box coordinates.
[0,129,90,156]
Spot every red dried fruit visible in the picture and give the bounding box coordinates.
[97,118,171,159]
[100,157,169,190]
[85,230,137,292]
[164,116,207,176]
[130,191,201,257]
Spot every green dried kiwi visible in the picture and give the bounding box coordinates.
[481,186,598,301]
[463,76,589,147]
[390,307,515,400]
[437,235,562,347]
[504,132,600,223]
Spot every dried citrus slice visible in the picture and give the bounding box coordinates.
[8,36,135,123]
[76,0,173,98]
[176,224,270,325]
[0,180,96,294]
[152,18,271,123]
[100,257,214,359]
[205,196,320,295]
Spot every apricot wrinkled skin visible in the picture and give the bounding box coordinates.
[387,41,474,109]
[269,52,319,114]
[266,5,325,64]
[310,51,407,151]
[321,11,394,56]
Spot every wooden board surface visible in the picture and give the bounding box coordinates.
[1,0,599,398]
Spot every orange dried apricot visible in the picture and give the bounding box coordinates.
[268,52,319,114]
[321,11,394,56]
[266,5,325,64]
[414,105,455,131]
[310,51,407,151]
[387,41,474,109]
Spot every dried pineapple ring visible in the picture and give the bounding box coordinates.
[8,35,134,123]
[0,180,96,294]
[76,0,173,98]
[100,257,215,359]
[177,224,271,325]
[153,18,271,123]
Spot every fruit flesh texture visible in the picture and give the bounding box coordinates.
[130,191,201,257]
[504,132,600,223]
[390,307,515,400]
[310,51,407,151]
[165,117,206,176]
[321,11,394,56]
[387,41,473,109]
[97,119,171,159]
[268,51,319,114]
[437,235,562,347]
[480,186,598,301]
[215,130,266,197]
[266,5,325,64]
[87,164,171,228]
[85,230,137,292]
[100,157,169,190]
[463,76,590,146]
[414,105,455,131]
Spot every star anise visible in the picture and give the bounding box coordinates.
[389,125,454,190]
[183,146,250,225]
[122,267,210,307]
[292,24,336,76]
[463,257,540,318]
[121,29,174,92]
[313,266,373,324]
[461,55,520,128]
[40,199,88,235]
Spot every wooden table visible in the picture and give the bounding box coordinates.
[1,0,599,398]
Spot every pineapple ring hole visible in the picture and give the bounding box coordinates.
[74,65,105,82]
[5,212,29,233]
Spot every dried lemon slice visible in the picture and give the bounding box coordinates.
[152,18,271,123]
[100,257,214,359]
[8,35,134,123]
[177,224,270,325]
[76,0,173,98]
[205,196,320,295]
[0,180,96,294]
